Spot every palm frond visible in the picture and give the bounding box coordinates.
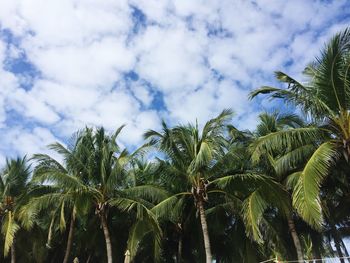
[284,171,302,190]
[1,211,19,256]
[250,127,324,163]
[292,141,340,229]
[273,144,316,176]
[32,170,86,191]
[242,190,268,243]
[248,86,287,100]
[211,173,269,193]
[127,209,162,261]
[151,193,191,220]
[123,185,170,204]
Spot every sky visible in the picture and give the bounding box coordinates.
[0,0,349,165]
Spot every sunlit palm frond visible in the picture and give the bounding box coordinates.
[273,144,316,176]
[1,211,19,256]
[242,190,268,243]
[292,141,340,229]
[150,193,191,220]
[250,127,324,163]
[241,179,290,243]
[284,171,302,191]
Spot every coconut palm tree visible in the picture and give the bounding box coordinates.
[30,127,164,263]
[249,111,310,261]
[145,110,289,263]
[144,110,237,263]
[249,28,350,231]
[0,157,31,263]
[22,133,88,263]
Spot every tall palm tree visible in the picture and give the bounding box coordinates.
[250,111,309,261]
[146,110,288,263]
[0,157,31,263]
[249,28,350,231]
[145,110,235,263]
[31,127,163,263]
[22,133,89,263]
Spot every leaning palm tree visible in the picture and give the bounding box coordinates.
[249,28,350,230]
[0,157,31,263]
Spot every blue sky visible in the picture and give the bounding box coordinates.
[0,0,349,165]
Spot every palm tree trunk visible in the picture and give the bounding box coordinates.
[63,212,76,263]
[287,216,304,262]
[340,238,350,263]
[177,233,183,263]
[198,200,212,263]
[101,212,113,263]
[331,223,345,263]
[11,240,15,263]
[334,239,345,263]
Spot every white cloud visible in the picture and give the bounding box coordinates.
[131,82,153,107]
[8,87,60,124]
[0,0,349,164]
[24,36,135,88]
[119,110,161,146]
[134,23,209,92]
[0,126,60,160]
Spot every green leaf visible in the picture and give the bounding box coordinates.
[123,185,170,204]
[250,127,324,163]
[1,211,19,256]
[151,193,191,220]
[242,190,268,243]
[292,141,339,229]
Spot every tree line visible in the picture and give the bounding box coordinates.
[1,28,350,263]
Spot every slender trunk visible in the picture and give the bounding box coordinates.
[101,212,113,263]
[86,254,92,263]
[287,216,304,262]
[334,239,345,263]
[177,233,183,263]
[63,212,76,263]
[331,223,345,263]
[340,238,350,263]
[341,239,350,256]
[11,239,15,263]
[198,200,212,263]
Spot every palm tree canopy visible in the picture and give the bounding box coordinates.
[0,157,31,256]
[249,28,350,229]
[250,28,350,120]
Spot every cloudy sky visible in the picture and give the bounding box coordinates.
[0,0,349,165]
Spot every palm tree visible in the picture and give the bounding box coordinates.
[145,110,289,263]
[23,133,88,263]
[0,157,31,263]
[251,111,309,261]
[31,127,163,263]
[249,28,350,231]
[145,110,235,263]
